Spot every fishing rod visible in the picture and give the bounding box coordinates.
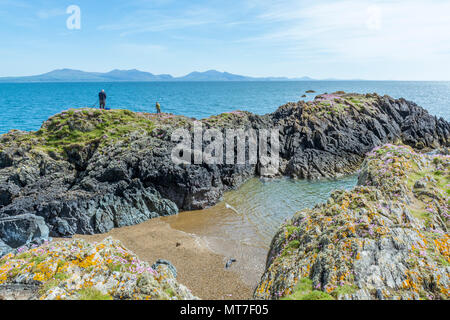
[91,82,114,109]
[61,83,114,110]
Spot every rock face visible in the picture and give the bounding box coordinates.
[0,214,49,256]
[0,93,449,253]
[0,237,197,300]
[0,284,40,300]
[0,239,11,258]
[273,93,449,179]
[254,144,449,300]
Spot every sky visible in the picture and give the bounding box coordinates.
[0,0,450,80]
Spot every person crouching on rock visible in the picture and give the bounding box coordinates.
[99,90,107,109]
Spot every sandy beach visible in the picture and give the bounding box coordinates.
[66,217,254,300]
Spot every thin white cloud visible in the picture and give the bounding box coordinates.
[238,0,450,61]
[1,0,449,80]
[0,0,31,8]
[36,8,66,19]
[116,43,166,54]
[366,5,382,31]
[97,6,220,36]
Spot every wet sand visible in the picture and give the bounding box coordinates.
[70,218,254,300]
[160,205,269,289]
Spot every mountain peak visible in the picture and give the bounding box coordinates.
[0,69,317,82]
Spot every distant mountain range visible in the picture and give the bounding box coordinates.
[0,69,320,83]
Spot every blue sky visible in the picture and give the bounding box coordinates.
[1,0,450,80]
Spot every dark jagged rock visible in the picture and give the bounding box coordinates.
[2,184,178,238]
[225,258,237,269]
[0,93,448,252]
[0,239,12,257]
[0,214,49,249]
[273,93,449,179]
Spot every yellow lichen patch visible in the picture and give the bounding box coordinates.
[0,237,197,300]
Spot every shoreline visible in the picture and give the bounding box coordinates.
[61,217,254,300]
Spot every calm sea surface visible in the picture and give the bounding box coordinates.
[0,81,449,134]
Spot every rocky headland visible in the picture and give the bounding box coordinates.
[254,144,449,300]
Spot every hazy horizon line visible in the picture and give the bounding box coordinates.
[1,68,449,82]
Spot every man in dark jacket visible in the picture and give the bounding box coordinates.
[99,90,107,109]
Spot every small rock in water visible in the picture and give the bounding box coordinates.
[225,258,237,269]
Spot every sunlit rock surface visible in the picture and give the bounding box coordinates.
[0,237,197,300]
[255,145,449,300]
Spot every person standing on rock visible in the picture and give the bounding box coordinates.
[156,101,161,114]
[99,90,107,109]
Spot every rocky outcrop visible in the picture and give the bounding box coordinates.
[274,93,449,179]
[0,214,49,257]
[152,259,177,279]
[0,237,197,300]
[0,284,40,300]
[254,144,449,300]
[0,93,448,253]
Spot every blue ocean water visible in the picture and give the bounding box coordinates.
[0,81,449,134]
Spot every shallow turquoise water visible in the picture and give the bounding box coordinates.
[166,175,358,249]
[0,81,449,134]
[164,175,358,284]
